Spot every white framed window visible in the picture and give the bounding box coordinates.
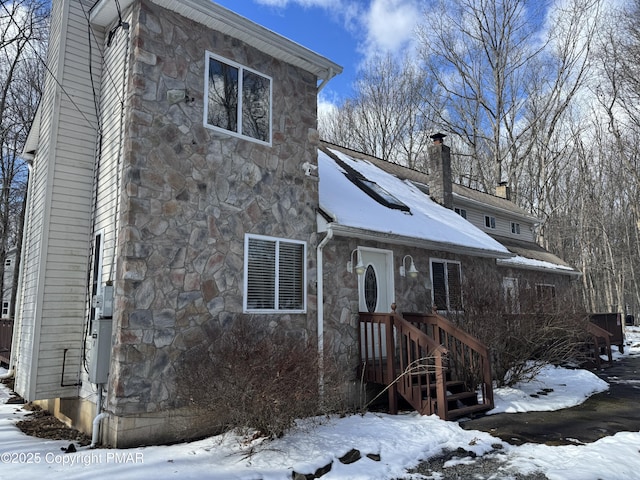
[430,259,463,311]
[511,222,520,234]
[1,302,8,316]
[204,51,272,145]
[535,283,556,312]
[4,258,11,267]
[454,207,467,219]
[484,215,496,229]
[502,277,520,313]
[244,234,306,313]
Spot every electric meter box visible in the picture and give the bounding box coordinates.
[88,317,113,384]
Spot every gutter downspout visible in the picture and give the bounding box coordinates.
[0,368,14,380]
[316,227,334,399]
[90,385,107,448]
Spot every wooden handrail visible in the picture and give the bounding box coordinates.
[586,321,613,367]
[359,306,493,419]
[391,309,448,417]
[403,311,494,409]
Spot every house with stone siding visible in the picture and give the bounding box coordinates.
[10,0,579,448]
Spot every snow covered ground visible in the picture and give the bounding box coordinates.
[1,326,639,480]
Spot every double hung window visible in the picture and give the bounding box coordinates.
[244,234,306,313]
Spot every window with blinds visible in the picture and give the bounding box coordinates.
[244,234,306,313]
[430,259,463,311]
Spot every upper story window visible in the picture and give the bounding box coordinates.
[511,222,521,234]
[454,208,467,219]
[244,234,306,313]
[204,52,272,145]
[1,302,8,316]
[485,215,496,229]
[4,258,10,267]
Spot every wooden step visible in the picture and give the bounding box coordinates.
[445,391,478,403]
[445,403,492,419]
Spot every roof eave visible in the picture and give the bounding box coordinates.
[90,0,343,85]
[21,104,41,159]
[325,222,514,260]
[496,258,582,278]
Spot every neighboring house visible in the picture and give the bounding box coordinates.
[10,0,578,448]
[2,247,16,318]
[0,247,16,365]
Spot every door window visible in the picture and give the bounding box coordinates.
[364,265,378,312]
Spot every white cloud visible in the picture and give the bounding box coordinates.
[255,0,346,9]
[255,0,421,59]
[363,0,420,56]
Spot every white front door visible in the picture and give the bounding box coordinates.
[358,248,394,313]
[358,248,394,359]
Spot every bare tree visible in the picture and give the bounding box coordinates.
[319,53,437,170]
[0,0,49,316]
[417,0,600,199]
[571,0,640,314]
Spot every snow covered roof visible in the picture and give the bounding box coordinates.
[495,236,580,276]
[318,146,513,259]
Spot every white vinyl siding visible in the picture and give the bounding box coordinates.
[14,0,104,401]
[454,205,536,242]
[244,234,306,313]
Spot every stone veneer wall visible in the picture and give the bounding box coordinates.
[320,236,499,394]
[103,0,320,446]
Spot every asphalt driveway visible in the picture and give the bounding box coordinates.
[461,353,640,446]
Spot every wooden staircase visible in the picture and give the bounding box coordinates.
[359,305,493,421]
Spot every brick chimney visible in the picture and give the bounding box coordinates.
[495,181,511,201]
[428,133,452,209]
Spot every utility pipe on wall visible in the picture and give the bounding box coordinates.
[90,385,107,448]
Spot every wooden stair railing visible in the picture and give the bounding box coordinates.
[359,305,493,420]
[586,321,613,368]
[359,307,447,417]
[402,311,494,415]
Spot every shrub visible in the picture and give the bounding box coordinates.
[450,278,590,387]
[177,319,330,439]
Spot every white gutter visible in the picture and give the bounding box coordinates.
[0,368,14,380]
[496,258,582,278]
[316,227,334,399]
[326,223,514,260]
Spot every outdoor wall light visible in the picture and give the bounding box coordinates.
[399,255,419,278]
[347,249,365,275]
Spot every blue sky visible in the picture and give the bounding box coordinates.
[213,0,422,103]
